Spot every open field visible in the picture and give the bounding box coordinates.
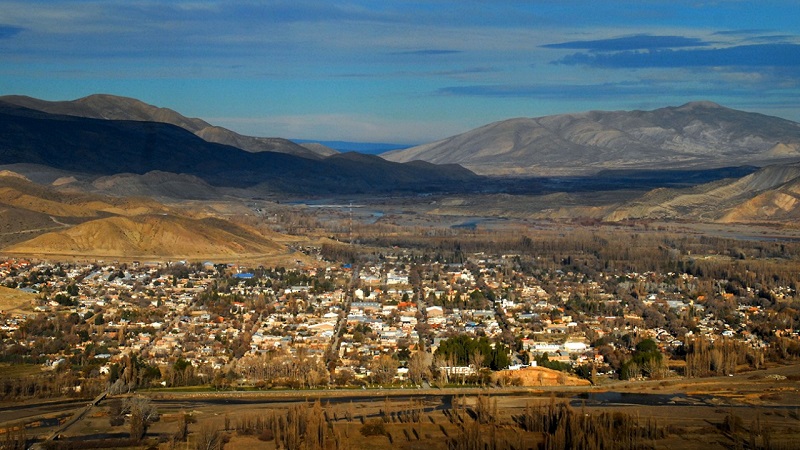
[0,363,41,381]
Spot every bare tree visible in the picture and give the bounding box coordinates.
[369,354,399,385]
[408,351,432,385]
[469,351,485,372]
[195,423,225,450]
[125,396,158,441]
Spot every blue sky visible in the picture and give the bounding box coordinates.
[2,1,799,144]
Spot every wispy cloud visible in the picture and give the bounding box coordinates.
[4,0,800,140]
[713,29,772,36]
[553,43,800,68]
[542,35,710,51]
[435,78,798,102]
[741,35,797,44]
[391,49,461,56]
[0,25,24,39]
[437,82,664,100]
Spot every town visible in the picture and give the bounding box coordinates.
[2,233,798,400]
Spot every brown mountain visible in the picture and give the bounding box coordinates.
[0,94,329,159]
[383,102,800,176]
[0,171,168,218]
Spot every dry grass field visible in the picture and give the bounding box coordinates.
[0,285,35,312]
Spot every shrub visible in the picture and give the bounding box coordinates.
[360,419,386,437]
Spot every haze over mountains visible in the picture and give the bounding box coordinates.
[383,102,800,176]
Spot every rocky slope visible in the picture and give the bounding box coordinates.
[383,102,800,176]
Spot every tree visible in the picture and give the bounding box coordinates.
[369,354,399,385]
[333,367,356,386]
[125,396,158,441]
[621,339,665,380]
[469,350,485,372]
[195,423,225,450]
[489,343,511,370]
[408,351,432,384]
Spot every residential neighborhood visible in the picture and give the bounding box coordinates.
[0,249,796,397]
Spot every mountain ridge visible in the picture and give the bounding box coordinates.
[0,101,478,195]
[600,162,800,223]
[0,94,331,159]
[383,101,800,176]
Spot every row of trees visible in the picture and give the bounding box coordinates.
[435,335,511,372]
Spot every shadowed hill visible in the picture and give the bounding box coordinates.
[0,94,328,159]
[0,102,478,194]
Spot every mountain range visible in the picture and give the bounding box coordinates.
[0,99,477,195]
[383,101,800,176]
[2,93,800,237]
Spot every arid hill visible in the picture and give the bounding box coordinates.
[0,173,295,261]
[605,163,800,223]
[383,102,800,176]
[0,173,168,218]
[0,286,35,312]
[494,366,591,387]
[4,215,286,259]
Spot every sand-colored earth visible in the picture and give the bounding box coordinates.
[0,286,35,312]
[494,366,591,387]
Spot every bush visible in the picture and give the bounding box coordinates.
[257,428,274,441]
[360,419,386,436]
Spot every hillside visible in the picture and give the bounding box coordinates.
[383,102,800,176]
[0,172,168,218]
[0,94,328,159]
[0,102,478,195]
[0,173,295,261]
[0,286,36,312]
[4,215,286,259]
[605,163,800,223]
[89,171,222,200]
